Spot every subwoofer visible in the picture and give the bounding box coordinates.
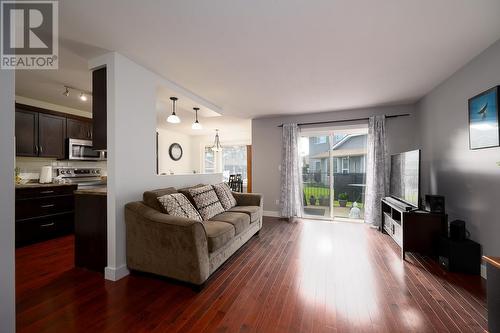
[425,195,445,213]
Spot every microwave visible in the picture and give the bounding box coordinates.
[66,139,106,161]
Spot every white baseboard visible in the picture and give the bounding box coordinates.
[481,263,487,279]
[263,210,280,217]
[104,264,130,281]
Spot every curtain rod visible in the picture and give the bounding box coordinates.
[276,113,410,127]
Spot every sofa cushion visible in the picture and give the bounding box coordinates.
[212,183,237,210]
[187,185,225,220]
[210,212,250,235]
[157,193,202,221]
[143,187,178,212]
[178,184,206,207]
[228,206,260,223]
[204,221,235,253]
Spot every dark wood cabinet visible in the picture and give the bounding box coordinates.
[15,185,77,247]
[15,109,38,156]
[75,192,107,272]
[38,113,66,158]
[67,118,92,140]
[92,67,107,150]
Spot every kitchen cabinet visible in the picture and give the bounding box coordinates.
[15,184,77,247]
[67,118,93,140]
[15,108,38,156]
[92,67,107,150]
[38,113,66,158]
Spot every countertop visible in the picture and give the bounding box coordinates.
[483,256,500,269]
[74,187,107,196]
[15,182,78,189]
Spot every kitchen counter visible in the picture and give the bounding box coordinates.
[74,187,107,196]
[15,182,78,189]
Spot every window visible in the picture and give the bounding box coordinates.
[222,145,247,183]
[204,147,215,173]
[341,157,349,174]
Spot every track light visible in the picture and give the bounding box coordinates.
[62,86,90,102]
[192,107,202,130]
[63,86,70,97]
[167,97,181,124]
[79,92,88,101]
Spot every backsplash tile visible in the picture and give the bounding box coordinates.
[16,157,107,181]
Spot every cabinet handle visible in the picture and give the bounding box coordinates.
[39,146,43,154]
[40,190,54,194]
[40,204,55,208]
[40,222,55,228]
[35,145,39,155]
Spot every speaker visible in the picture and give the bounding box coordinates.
[439,237,480,274]
[425,195,445,213]
[450,220,467,241]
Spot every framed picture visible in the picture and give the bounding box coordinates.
[468,86,500,150]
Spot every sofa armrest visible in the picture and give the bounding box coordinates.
[232,192,263,207]
[124,201,210,285]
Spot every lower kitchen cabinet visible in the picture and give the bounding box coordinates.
[15,184,77,247]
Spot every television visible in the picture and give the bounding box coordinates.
[389,149,420,208]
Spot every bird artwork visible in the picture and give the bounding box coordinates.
[478,103,488,120]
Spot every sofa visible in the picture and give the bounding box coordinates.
[124,186,263,286]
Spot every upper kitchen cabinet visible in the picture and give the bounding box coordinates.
[38,113,66,158]
[15,108,39,157]
[92,67,107,150]
[67,118,92,140]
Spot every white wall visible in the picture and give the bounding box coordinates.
[0,70,15,332]
[157,128,194,174]
[252,104,418,214]
[89,53,223,281]
[417,38,500,259]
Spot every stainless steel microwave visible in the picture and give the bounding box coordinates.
[66,139,106,161]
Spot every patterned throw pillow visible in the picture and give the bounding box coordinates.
[187,185,225,220]
[212,183,237,210]
[157,193,202,221]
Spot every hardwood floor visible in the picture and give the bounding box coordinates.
[16,217,487,332]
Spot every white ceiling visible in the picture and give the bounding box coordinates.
[16,0,500,118]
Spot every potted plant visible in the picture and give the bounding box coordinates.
[338,192,348,207]
[309,195,316,206]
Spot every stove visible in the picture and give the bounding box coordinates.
[55,167,105,188]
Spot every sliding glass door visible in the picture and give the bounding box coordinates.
[299,127,367,221]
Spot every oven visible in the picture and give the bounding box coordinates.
[66,139,106,161]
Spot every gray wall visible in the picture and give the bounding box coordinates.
[252,104,418,213]
[0,70,15,332]
[417,39,500,256]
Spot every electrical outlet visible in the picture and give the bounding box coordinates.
[275,199,279,205]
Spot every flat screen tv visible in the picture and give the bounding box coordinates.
[389,149,420,208]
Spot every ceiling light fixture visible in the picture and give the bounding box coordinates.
[62,85,91,102]
[211,129,223,152]
[63,86,70,97]
[79,92,88,101]
[192,107,202,130]
[167,97,181,124]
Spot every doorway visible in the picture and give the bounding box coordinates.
[299,126,368,221]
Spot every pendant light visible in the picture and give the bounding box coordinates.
[167,97,181,124]
[211,129,223,152]
[192,107,202,130]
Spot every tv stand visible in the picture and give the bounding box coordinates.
[381,197,447,259]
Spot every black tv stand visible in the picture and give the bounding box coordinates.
[381,197,447,259]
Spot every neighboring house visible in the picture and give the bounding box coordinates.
[309,134,367,182]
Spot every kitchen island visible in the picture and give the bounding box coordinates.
[74,187,107,273]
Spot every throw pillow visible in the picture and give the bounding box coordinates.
[212,183,237,210]
[187,185,225,220]
[157,193,202,221]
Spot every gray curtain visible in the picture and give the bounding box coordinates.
[364,115,387,227]
[280,124,303,220]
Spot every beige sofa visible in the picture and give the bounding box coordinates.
[124,186,263,286]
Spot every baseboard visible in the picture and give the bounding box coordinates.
[263,210,279,217]
[481,263,487,280]
[104,264,130,281]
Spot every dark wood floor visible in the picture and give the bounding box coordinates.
[16,217,487,333]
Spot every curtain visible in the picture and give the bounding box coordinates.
[280,124,303,220]
[364,115,387,227]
